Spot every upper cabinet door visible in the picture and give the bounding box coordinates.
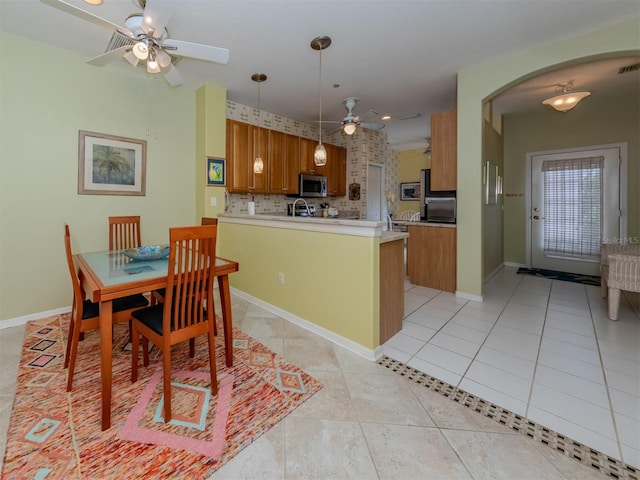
[227,119,251,193]
[325,143,347,196]
[430,109,457,191]
[299,137,326,176]
[268,131,300,195]
[251,124,269,193]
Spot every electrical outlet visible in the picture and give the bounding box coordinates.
[210,197,217,207]
[278,272,285,285]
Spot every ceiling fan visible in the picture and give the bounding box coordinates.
[40,0,229,87]
[324,98,385,135]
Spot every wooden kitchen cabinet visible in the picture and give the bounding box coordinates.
[407,224,456,292]
[325,143,347,196]
[227,119,251,193]
[299,137,326,176]
[430,109,457,191]
[251,124,269,193]
[227,119,346,195]
[226,119,269,194]
[269,130,300,195]
[380,238,405,343]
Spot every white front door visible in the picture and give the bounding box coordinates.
[528,145,624,276]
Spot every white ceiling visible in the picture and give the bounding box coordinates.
[1,0,638,151]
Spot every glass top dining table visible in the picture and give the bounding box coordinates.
[74,248,239,430]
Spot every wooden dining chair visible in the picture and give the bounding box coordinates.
[153,217,218,303]
[109,215,142,250]
[63,224,149,392]
[131,225,219,422]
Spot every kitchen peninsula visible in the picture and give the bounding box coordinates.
[216,213,408,357]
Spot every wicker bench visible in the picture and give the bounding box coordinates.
[600,243,640,320]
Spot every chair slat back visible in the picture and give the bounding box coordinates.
[397,210,419,220]
[164,225,218,334]
[109,215,142,250]
[64,225,84,317]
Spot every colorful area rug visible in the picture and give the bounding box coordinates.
[517,267,601,286]
[2,314,322,478]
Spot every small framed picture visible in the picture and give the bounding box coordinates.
[400,182,420,200]
[78,130,146,196]
[207,157,225,186]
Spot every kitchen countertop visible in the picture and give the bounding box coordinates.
[218,212,409,241]
[392,220,457,228]
[380,231,409,243]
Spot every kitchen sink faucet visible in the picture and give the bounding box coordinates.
[292,198,311,217]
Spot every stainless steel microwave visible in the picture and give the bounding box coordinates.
[299,174,327,198]
[424,197,456,223]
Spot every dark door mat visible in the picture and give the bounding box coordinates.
[517,267,601,286]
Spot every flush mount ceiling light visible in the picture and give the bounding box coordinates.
[542,81,591,112]
[83,0,103,5]
[252,73,267,174]
[311,35,331,166]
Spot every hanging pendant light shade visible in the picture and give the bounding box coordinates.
[542,80,591,112]
[311,35,331,167]
[252,73,267,174]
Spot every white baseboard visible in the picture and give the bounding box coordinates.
[504,261,526,268]
[230,287,381,361]
[0,306,70,329]
[455,290,484,303]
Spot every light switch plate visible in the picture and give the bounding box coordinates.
[210,197,217,207]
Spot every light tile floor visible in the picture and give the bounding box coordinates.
[0,266,636,479]
[383,266,640,472]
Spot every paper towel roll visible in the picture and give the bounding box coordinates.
[248,202,255,215]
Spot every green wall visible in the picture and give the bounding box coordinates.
[0,32,206,321]
[457,17,639,298]
[483,120,504,278]
[503,91,639,265]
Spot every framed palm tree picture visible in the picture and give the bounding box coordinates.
[78,130,147,196]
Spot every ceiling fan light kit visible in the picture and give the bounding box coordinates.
[542,81,591,112]
[41,0,229,87]
[311,35,331,167]
[343,121,357,135]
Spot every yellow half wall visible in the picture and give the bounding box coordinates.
[218,221,380,350]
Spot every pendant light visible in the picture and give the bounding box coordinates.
[542,80,591,112]
[252,73,267,174]
[311,36,331,166]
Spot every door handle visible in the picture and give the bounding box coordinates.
[533,215,545,220]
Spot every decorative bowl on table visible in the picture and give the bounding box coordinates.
[121,245,170,261]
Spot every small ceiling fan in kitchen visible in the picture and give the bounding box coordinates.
[40,0,230,87]
[323,98,385,135]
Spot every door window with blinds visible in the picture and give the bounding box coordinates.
[542,156,603,262]
[528,144,624,276]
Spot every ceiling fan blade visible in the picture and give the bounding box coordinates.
[40,0,134,37]
[163,64,184,87]
[162,39,230,64]
[141,0,173,39]
[86,46,130,66]
[361,122,385,131]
